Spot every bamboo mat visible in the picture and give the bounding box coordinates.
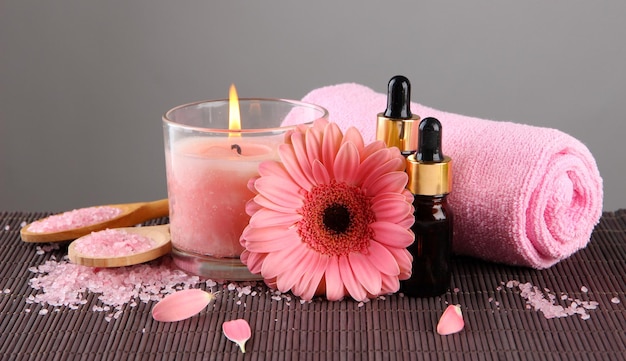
[0,211,624,361]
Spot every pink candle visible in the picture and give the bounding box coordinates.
[163,92,328,280]
[166,137,277,258]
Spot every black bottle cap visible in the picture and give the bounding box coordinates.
[406,117,452,195]
[417,117,444,162]
[383,75,413,119]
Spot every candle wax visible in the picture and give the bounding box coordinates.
[166,137,277,258]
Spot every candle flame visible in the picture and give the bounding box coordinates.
[229,84,241,137]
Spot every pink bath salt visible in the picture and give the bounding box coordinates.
[28,257,202,320]
[73,229,155,257]
[507,280,598,320]
[27,206,122,233]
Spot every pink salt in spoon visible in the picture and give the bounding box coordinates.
[68,224,172,267]
[20,198,169,243]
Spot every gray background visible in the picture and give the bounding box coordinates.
[1,1,624,212]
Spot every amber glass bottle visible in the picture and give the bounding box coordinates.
[401,117,453,297]
[403,194,453,297]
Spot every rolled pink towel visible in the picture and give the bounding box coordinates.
[283,83,603,269]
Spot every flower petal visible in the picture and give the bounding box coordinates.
[305,124,323,166]
[242,225,300,253]
[252,194,297,214]
[296,254,329,301]
[321,122,342,178]
[223,319,252,353]
[334,142,360,184]
[261,242,303,279]
[386,246,413,280]
[370,221,414,248]
[366,240,400,276]
[241,250,266,274]
[275,245,314,292]
[254,176,304,209]
[348,252,382,296]
[362,140,388,159]
[248,208,301,228]
[289,131,316,189]
[342,126,364,146]
[357,149,403,186]
[258,160,289,178]
[437,305,465,335]
[339,255,367,301]
[363,171,408,196]
[151,289,215,322]
[381,273,400,294]
[324,257,346,301]
[371,193,413,224]
[279,143,313,190]
[311,159,331,185]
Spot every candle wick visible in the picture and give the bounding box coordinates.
[231,144,242,155]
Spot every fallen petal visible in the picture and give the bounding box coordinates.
[223,319,252,353]
[436,304,465,335]
[152,289,215,322]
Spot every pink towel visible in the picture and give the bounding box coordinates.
[283,83,603,269]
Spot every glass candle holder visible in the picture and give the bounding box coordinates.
[163,98,328,280]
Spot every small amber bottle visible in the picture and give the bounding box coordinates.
[401,117,453,297]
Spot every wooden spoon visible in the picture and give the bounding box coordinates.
[68,224,171,267]
[20,199,169,243]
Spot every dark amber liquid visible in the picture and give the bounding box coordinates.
[400,195,453,297]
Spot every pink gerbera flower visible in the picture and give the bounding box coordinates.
[239,119,414,301]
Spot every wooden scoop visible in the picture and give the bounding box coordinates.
[20,199,169,243]
[68,224,171,267]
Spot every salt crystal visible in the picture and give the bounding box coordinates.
[73,229,155,257]
[611,297,621,304]
[20,221,27,227]
[39,309,48,315]
[581,286,589,293]
[453,287,460,293]
[27,206,122,233]
[227,283,237,291]
[504,280,598,320]
[3,288,10,294]
[4,225,10,231]
[206,280,217,287]
[27,257,202,321]
[506,280,519,288]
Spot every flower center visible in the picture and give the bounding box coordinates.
[298,181,375,256]
[323,204,351,234]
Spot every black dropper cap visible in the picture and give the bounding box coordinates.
[384,75,413,119]
[406,117,452,196]
[416,117,444,162]
[376,75,420,154]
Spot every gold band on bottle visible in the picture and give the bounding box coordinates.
[376,113,420,153]
[406,154,452,196]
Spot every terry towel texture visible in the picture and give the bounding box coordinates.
[284,83,603,269]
